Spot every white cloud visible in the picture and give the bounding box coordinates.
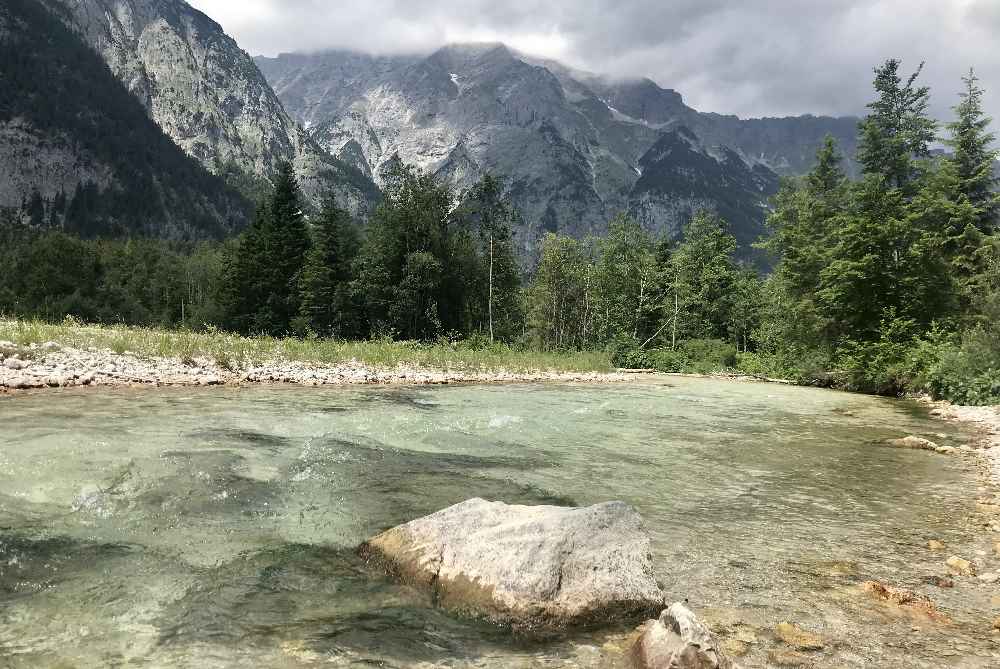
[188,0,1000,122]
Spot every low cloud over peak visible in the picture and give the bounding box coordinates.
[188,0,999,122]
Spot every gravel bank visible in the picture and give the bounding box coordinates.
[0,340,627,392]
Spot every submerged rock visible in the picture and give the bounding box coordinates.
[946,556,976,576]
[862,581,946,621]
[358,498,664,632]
[928,539,946,550]
[885,436,939,451]
[630,603,736,669]
[774,621,824,650]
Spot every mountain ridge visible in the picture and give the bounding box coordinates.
[257,42,846,252]
[51,0,381,218]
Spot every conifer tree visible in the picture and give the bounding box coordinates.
[297,196,360,337]
[223,162,309,335]
[945,69,999,233]
[857,60,937,192]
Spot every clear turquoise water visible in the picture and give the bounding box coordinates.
[0,378,994,667]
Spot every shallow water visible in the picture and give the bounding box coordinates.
[0,378,996,667]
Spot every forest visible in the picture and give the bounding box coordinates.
[1,59,998,404]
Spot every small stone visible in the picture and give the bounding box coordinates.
[928,540,946,550]
[979,572,999,584]
[79,372,95,386]
[199,375,222,386]
[768,649,811,667]
[946,556,976,576]
[774,622,824,650]
[722,639,750,657]
[994,618,1000,631]
[934,446,957,455]
[922,575,954,588]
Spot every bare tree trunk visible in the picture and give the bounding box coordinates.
[488,234,495,344]
[671,287,679,351]
[634,275,646,340]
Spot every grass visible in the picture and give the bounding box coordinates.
[0,318,613,374]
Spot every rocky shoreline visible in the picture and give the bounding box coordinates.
[0,340,628,392]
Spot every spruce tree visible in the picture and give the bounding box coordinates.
[297,197,360,337]
[945,69,999,233]
[857,60,937,192]
[258,162,309,334]
[223,162,309,335]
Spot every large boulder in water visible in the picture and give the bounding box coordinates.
[358,498,665,632]
[631,603,736,669]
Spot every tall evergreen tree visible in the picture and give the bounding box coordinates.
[945,69,999,233]
[223,162,309,335]
[857,60,937,192]
[297,196,361,337]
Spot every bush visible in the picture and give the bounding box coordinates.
[923,325,1000,405]
[610,338,738,374]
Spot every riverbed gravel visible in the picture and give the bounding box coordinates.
[0,339,627,392]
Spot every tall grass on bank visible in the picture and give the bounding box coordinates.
[0,318,613,374]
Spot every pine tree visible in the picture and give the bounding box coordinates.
[222,162,309,335]
[857,60,937,192]
[297,196,360,337]
[945,69,999,233]
[254,162,309,334]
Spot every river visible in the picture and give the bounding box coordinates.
[0,378,995,667]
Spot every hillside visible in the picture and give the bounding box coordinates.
[0,0,249,238]
[53,0,381,217]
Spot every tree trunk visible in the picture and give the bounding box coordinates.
[488,234,494,344]
[671,287,679,351]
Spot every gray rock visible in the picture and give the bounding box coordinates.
[6,376,42,390]
[4,357,27,370]
[359,498,664,633]
[631,603,736,669]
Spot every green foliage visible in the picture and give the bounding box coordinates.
[592,214,657,342]
[857,59,936,191]
[356,165,479,340]
[945,69,1000,232]
[222,162,310,336]
[612,339,738,374]
[297,197,362,338]
[759,61,999,402]
[458,174,523,342]
[526,233,595,350]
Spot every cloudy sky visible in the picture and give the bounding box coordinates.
[188,0,1000,122]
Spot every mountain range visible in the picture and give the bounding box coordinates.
[256,44,859,251]
[2,0,861,254]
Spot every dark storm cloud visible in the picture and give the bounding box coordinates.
[188,0,997,122]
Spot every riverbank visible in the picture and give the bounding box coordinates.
[0,319,622,392]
